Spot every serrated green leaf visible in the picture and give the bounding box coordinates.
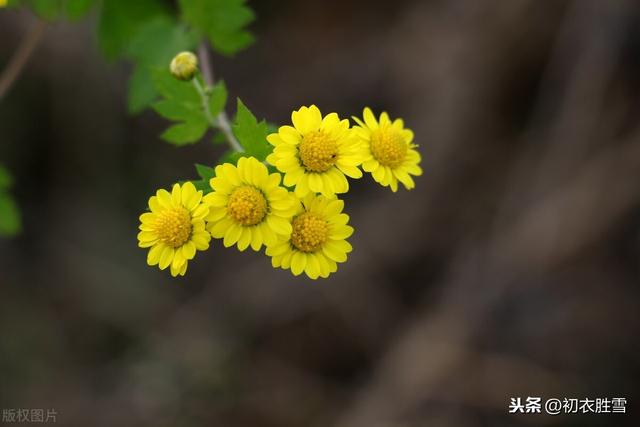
[220,150,245,165]
[266,122,279,134]
[126,18,198,113]
[192,179,211,193]
[192,164,215,194]
[152,99,203,122]
[195,163,215,180]
[0,166,13,190]
[232,98,271,161]
[152,68,211,146]
[98,0,168,59]
[161,118,208,146]
[208,81,227,117]
[151,68,201,106]
[0,193,21,237]
[178,0,255,56]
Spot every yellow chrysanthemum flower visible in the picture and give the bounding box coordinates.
[353,107,422,192]
[138,182,211,277]
[266,105,364,198]
[204,156,297,251]
[266,194,354,279]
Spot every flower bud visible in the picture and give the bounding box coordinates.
[169,51,198,81]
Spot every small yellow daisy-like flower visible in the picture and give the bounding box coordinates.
[266,194,353,279]
[138,182,211,277]
[266,105,364,198]
[204,156,297,251]
[353,107,422,192]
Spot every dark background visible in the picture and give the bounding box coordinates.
[1,0,639,426]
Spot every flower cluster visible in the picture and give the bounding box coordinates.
[138,105,422,279]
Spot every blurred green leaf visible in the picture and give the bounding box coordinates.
[0,166,13,190]
[232,98,271,161]
[0,193,21,237]
[195,163,215,180]
[208,81,228,117]
[211,132,227,145]
[12,0,96,20]
[161,118,208,146]
[64,0,95,19]
[98,0,168,59]
[178,0,255,56]
[126,18,197,113]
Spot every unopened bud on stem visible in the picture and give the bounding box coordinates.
[170,51,198,81]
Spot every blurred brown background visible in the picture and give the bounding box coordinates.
[1,0,639,426]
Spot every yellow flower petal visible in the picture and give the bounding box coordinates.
[223,224,242,247]
[147,244,164,266]
[305,254,320,279]
[237,227,252,251]
[159,246,175,269]
[291,251,306,276]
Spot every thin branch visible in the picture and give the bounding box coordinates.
[198,42,214,86]
[0,19,46,101]
[195,42,244,153]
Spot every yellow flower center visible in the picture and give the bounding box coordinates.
[298,131,338,172]
[370,127,407,168]
[227,185,268,226]
[291,212,329,253]
[155,207,192,248]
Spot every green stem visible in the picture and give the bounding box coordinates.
[193,50,244,153]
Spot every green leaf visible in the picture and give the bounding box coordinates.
[0,166,13,190]
[9,0,95,20]
[191,164,215,194]
[211,132,227,145]
[0,193,21,237]
[178,0,255,56]
[208,81,228,117]
[126,18,198,113]
[127,68,157,115]
[152,68,211,146]
[232,98,271,161]
[192,179,211,193]
[98,0,168,59]
[64,0,95,20]
[151,68,201,106]
[152,99,203,122]
[266,122,279,134]
[161,118,208,146]
[195,163,215,181]
[220,150,245,165]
